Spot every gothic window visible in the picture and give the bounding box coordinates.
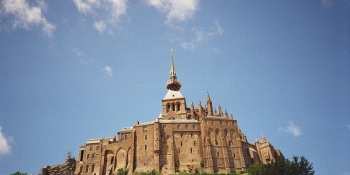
[224,129,228,136]
[143,126,147,131]
[167,105,170,112]
[215,129,219,135]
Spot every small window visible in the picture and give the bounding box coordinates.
[226,121,228,126]
[217,152,220,157]
[228,141,231,146]
[172,104,175,111]
[194,141,196,146]
[177,125,181,129]
[163,125,166,129]
[180,141,182,146]
[190,148,193,153]
[167,105,170,112]
[143,126,147,131]
[86,165,89,173]
[185,124,188,129]
[145,135,147,140]
[92,164,95,172]
[96,146,99,150]
[92,154,95,159]
[192,125,196,129]
[211,121,214,125]
[111,157,114,164]
[220,121,222,125]
[87,154,90,159]
[215,140,218,145]
[178,104,181,111]
[89,147,92,151]
[178,148,180,153]
[145,145,147,150]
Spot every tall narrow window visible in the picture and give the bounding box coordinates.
[194,141,196,146]
[145,145,147,150]
[185,124,188,129]
[145,135,147,140]
[96,146,99,150]
[86,165,89,173]
[192,125,196,129]
[111,157,114,164]
[190,148,193,153]
[178,104,181,111]
[167,105,170,112]
[143,126,147,131]
[172,104,175,111]
[217,152,220,157]
[92,164,95,172]
[163,125,166,129]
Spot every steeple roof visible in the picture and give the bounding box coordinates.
[166,48,182,91]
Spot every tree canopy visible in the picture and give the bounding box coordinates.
[247,155,315,175]
[11,171,28,175]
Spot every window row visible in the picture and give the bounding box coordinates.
[89,146,99,151]
[86,153,96,159]
[166,103,181,112]
[205,120,236,126]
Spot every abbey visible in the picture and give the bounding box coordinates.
[73,51,283,175]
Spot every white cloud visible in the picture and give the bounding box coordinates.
[215,20,223,35]
[103,66,113,76]
[145,0,199,25]
[181,25,218,50]
[93,20,106,33]
[279,121,302,137]
[347,124,350,130]
[0,127,12,157]
[72,0,127,32]
[321,0,333,8]
[1,0,56,36]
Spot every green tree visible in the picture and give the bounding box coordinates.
[11,171,28,175]
[247,155,314,175]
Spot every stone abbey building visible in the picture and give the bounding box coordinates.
[73,52,283,175]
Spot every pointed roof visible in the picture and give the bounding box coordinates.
[166,48,182,91]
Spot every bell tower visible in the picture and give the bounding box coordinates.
[161,48,187,120]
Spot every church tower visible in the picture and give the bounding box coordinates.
[161,49,187,120]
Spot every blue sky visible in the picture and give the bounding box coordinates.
[0,0,349,174]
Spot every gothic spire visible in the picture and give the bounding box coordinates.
[166,48,182,91]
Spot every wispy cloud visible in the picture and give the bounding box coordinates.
[144,0,199,26]
[72,0,127,33]
[1,0,56,36]
[215,20,223,35]
[94,20,106,33]
[347,124,350,130]
[321,0,333,8]
[0,126,12,158]
[103,66,113,76]
[279,121,302,137]
[181,21,223,50]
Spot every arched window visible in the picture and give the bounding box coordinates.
[177,103,181,111]
[172,104,175,111]
[111,157,114,164]
[167,104,170,112]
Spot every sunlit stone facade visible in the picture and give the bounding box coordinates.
[73,52,283,175]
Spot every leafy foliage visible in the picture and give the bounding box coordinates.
[117,168,129,175]
[11,172,28,175]
[247,155,315,175]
